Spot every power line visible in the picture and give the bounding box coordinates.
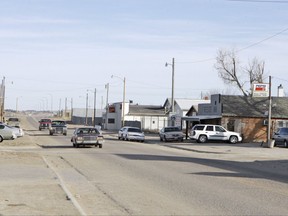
[178,27,288,64]
[228,0,288,3]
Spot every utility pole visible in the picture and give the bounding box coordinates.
[93,88,96,127]
[105,83,109,130]
[122,77,126,127]
[171,58,175,113]
[267,75,272,143]
[85,91,88,125]
[165,58,175,113]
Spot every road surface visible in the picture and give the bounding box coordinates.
[0,115,287,215]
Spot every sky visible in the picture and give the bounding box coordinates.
[1,0,288,111]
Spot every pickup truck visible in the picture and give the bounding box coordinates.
[6,117,20,127]
[39,118,52,130]
[49,120,67,136]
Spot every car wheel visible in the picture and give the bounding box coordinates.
[63,133,67,136]
[198,135,207,143]
[0,136,3,142]
[99,144,103,148]
[229,136,238,144]
[284,140,288,148]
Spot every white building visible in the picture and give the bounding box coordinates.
[104,98,210,131]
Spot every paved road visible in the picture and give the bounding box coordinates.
[0,115,288,215]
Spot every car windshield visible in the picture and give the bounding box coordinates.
[52,121,66,126]
[165,127,180,132]
[279,128,288,135]
[128,128,141,133]
[8,118,19,121]
[77,128,99,135]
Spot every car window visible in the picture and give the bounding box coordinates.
[215,126,226,132]
[206,126,214,131]
[194,125,205,131]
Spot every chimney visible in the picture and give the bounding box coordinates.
[277,84,284,97]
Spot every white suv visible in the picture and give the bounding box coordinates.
[189,124,242,144]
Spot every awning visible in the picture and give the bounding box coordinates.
[181,115,222,122]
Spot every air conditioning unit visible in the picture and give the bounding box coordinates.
[263,119,269,126]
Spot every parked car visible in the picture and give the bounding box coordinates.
[118,126,145,142]
[189,124,242,144]
[6,117,20,127]
[39,118,52,130]
[5,125,24,137]
[159,126,184,142]
[71,127,104,148]
[272,127,288,148]
[0,124,17,142]
[49,120,67,135]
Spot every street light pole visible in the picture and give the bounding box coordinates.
[111,75,126,127]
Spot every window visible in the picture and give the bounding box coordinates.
[206,126,214,131]
[108,118,115,124]
[215,126,226,132]
[194,125,205,130]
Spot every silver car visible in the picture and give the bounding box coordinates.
[273,127,288,148]
[71,127,104,148]
[118,127,145,142]
[0,124,17,142]
[159,126,184,142]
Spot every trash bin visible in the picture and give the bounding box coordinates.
[268,139,275,148]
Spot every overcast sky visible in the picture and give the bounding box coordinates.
[1,0,288,111]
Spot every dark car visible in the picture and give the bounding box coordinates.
[272,127,288,148]
[38,118,52,130]
[71,127,104,148]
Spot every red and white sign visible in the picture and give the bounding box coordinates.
[252,83,269,97]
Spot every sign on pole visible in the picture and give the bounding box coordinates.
[252,83,269,97]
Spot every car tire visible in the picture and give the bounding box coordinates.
[99,144,103,148]
[164,136,168,142]
[229,136,238,144]
[198,135,207,143]
[0,136,3,142]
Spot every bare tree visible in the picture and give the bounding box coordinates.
[215,49,266,96]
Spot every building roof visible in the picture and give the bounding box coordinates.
[128,105,166,116]
[164,98,210,111]
[221,95,288,118]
